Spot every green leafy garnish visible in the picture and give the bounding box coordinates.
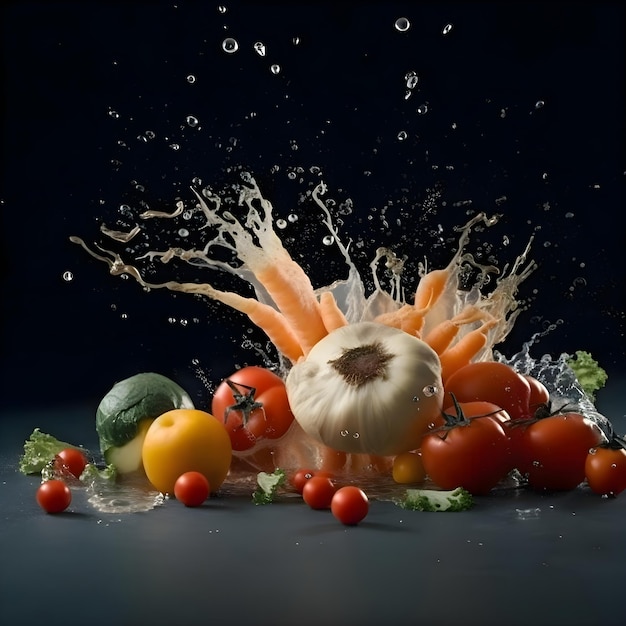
[19,428,86,475]
[252,468,287,505]
[567,350,608,400]
[79,463,118,486]
[399,487,474,512]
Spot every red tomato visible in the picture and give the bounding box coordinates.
[515,411,605,491]
[444,361,531,420]
[331,486,369,525]
[585,444,626,496]
[36,479,72,514]
[302,476,337,509]
[523,375,550,415]
[174,471,211,507]
[290,468,333,494]
[421,401,511,495]
[212,366,295,452]
[55,448,88,479]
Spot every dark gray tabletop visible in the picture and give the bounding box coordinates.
[1,382,626,626]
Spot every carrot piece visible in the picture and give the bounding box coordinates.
[320,447,348,473]
[423,306,486,355]
[255,261,329,355]
[439,320,497,384]
[319,291,349,333]
[163,281,305,363]
[412,268,450,310]
[423,320,461,356]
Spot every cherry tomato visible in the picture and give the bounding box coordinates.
[290,468,333,494]
[523,375,550,415]
[515,411,605,491]
[36,479,72,514]
[55,448,88,479]
[444,361,531,420]
[302,476,337,509]
[212,366,294,452]
[174,471,211,507]
[421,401,511,495]
[585,444,626,496]
[392,451,426,484]
[331,486,369,525]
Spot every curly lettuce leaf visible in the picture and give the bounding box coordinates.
[79,463,117,486]
[568,351,608,399]
[252,468,287,504]
[19,428,86,475]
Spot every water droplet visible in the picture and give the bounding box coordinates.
[179,318,188,327]
[253,41,266,57]
[397,130,408,141]
[169,143,180,151]
[442,23,453,35]
[352,432,360,439]
[532,460,541,467]
[186,74,196,84]
[412,395,420,403]
[168,317,177,324]
[275,218,287,229]
[422,384,438,397]
[186,115,199,127]
[108,109,120,119]
[516,507,541,519]
[292,36,301,46]
[394,17,411,32]
[120,313,128,319]
[62,271,73,282]
[322,235,334,246]
[222,38,239,54]
[287,213,298,223]
[535,100,545,109]
[178,228,189,237]
[270,64,281,75]
[340,429,349,437]
[405,71,418,89]
[417,104,428,115]
[217,5,227,14]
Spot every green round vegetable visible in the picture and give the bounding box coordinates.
[96,372,194,456]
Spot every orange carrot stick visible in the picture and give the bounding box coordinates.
[412,268,450,310]
[320,447,348,473]
[439,320,497,384]
[162,281,305,363]
[255,261,329,354]
[318,291,349,333]
[423,306,486,355]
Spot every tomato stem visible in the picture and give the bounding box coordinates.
[432,393,505,438]
[224,380,266,427]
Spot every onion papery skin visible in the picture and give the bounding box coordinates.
[286,322,444,456]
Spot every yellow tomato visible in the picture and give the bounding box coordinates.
[142,409,232,494]
[392,451,426,484]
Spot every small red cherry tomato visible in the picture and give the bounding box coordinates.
[55,448,88,479]
[302,476,337,509]
[290,468,334,494]
[174,471,211,507]
[36,479,72,514]
[585,444,626,496]
[331,486,369,525]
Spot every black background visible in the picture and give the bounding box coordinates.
[1,1,624,413]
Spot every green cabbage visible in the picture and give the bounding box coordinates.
[96,372,194,457]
